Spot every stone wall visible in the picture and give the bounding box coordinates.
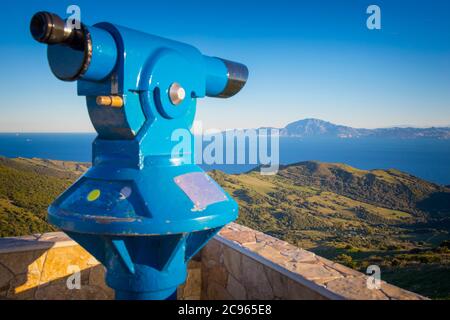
[0,232,201,300]
[0,224,426,300]
[0,232,113,300]
[202,223,427,300]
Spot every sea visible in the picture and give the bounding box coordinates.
[1,133,450,185]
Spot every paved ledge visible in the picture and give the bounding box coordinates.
[0,224,427,300]
[0,232,76,254]
[203,223,427,300]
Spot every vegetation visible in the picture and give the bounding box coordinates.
[0,157,88,237]
[0,157,449,298]
[209,161,450,299]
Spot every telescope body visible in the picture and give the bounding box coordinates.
[31,12,248,300]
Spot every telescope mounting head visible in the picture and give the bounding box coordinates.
[30,11,248,300]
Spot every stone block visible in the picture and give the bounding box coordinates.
[381,282,427,300]
[226,274,247,300]
[40,246,93,283]
[285,249,317,263]
[7,273,38,299]
[326,262,363,277]
[220,230,256,245]
[285,278,327,300]
[206,281,233,300]
[88,265,104,286]
[288,262,342,284]
[35,281,111,300]
[183,267,202,299]
[243,243,289,267]
[263,266,288,299]
[325,277,389,300]
[202,239,223,264]
[223,247,242,281]
[241,255,274,300]
[0,263,13,290]
[0,250,47,275]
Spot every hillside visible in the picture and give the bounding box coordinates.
[0,157,88,237]
[209,162,450,299]
[0,157,449,298]
[209,162,450,248]
[277,118,450,139]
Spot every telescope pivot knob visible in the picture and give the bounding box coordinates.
[169,83,186,105]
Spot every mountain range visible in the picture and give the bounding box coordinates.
[271,119,450,139]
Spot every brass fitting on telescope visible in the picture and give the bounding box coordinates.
[96,96,124,108]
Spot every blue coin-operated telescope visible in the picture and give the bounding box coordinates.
[30,11,248,300]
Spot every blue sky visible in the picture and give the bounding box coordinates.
[0,0,449,132]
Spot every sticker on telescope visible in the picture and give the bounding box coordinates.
[174,172,228,211]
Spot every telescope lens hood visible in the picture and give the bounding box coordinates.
[217,59,249,98]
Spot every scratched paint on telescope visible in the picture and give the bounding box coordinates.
[174,172,228,211]
[61,179,140,218]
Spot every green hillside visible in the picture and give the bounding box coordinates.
[209,161,450,299]
[0,157,88,237]
[0,157,449,298]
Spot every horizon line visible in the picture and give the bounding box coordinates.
[1,118,450,134]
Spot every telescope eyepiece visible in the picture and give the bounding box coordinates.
[30,12,51,42]
[30,12,68,44]
[30,10,118,82]
[30,11,85,51]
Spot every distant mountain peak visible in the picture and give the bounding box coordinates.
[279,119,450,139]
[281,118,363,138]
